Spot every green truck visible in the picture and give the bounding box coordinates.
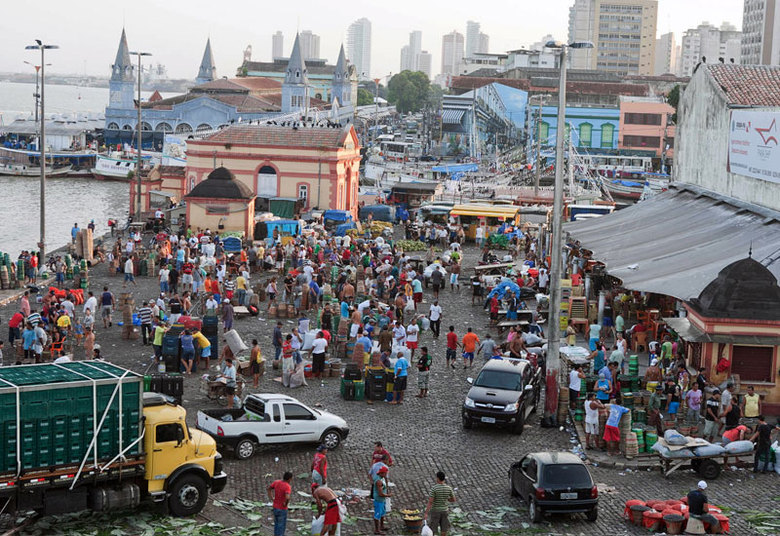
[0,362,225,517]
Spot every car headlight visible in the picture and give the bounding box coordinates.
[464,397,475,408]
[504,402,519,412]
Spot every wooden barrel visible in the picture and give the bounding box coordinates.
[278,304,287,318]
[624,432,638,458]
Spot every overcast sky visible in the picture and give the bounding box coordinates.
[3,0,743,81]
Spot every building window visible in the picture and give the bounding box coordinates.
[624,112,662,125]
[731,346,774,383]
[623,135,661,148]
[579,123,593,148]
[107,122,119,130]
[298,184,308,204]
[206,205,229,215]
[601,124,614,148]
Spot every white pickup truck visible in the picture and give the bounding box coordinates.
[196,393,349,459]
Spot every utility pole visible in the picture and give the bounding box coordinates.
[534,103,542,198]
[130,50,152,221]
[25,40,58,274]
[568,125,574,194]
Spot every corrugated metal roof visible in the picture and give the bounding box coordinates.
[565,184,780,300]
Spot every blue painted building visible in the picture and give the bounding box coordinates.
[528,105,621,151]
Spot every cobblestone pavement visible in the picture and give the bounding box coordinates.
[2,233,777,535]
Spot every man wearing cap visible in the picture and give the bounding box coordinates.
[311,445,328,486]
[687,481,720,532]
[371,465,391,534]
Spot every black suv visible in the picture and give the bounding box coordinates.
[509,452,598,523]
[462,358,541,434]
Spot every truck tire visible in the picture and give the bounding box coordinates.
[320,429,342,449]
[513,409,525,435]
[462,415,472,429]
[698,459,721,480]
[169,474,208,517]
[234,437,256,460]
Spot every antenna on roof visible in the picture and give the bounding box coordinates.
[749,241,753,258]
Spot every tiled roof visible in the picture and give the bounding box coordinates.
[144,92,281,113]
[199,124,352,148]
[706,64,780,106]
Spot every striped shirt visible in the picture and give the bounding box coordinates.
[223,280,236,292]
[137,307,153,325]
[429,483,454,512]
[26,312,43,327]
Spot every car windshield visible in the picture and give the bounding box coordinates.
[474,370,523,391]
[542,464,592,487]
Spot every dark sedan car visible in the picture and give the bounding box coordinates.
[509,452,598,523]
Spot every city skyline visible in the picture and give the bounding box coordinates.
[0,0,744,81]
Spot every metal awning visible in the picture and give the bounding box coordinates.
[565,184,780,300]
[441,109,466,125]
[664,317,780,346]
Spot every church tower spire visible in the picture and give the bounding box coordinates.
[282,33,308,113]
[196,38,217,85]
[108,28,136,112]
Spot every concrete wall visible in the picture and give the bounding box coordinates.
[186,199,254,236]
[677,68,780,212]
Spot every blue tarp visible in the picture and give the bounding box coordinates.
[359,205,395,222]
[487,280,522,300]
[431,163,479,174]
[323,210,352,223]
[222,236,243,253]
[613,179,644,188]
[264,219,300,237]
[335,222,357,236]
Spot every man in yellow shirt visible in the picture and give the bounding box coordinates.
[236,274,248,306]
[192,330,212,371]
[56,312,72,336]
[741,385,761,423]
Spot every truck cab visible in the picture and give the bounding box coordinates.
[143,393,227,516]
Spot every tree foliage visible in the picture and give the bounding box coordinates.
[357,88,374,106]
[387,71,432,114]
[666,84,680,123]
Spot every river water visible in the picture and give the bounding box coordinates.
[0,82,140,257]
[0,176,129,258]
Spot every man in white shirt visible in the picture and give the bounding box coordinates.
[538,267,549,293]
[406,321,420,359]
[61,297,75,318]
[156,294,167,311]
[124,256,136,287]
[392,321,407,346]
[205,295,218,312]
[159,265,170,294]
[83,291,98,317]
[357,299,373,314]
[428,300,442,338]
[216,264,226,285]
[475,226,484,247]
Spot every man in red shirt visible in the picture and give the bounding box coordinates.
[8,311,25,346]
[267,471,292,536]
[446,326,459,370]
[311,445,328,486]
[461,327,480,369]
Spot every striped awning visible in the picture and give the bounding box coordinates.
[441,109,466,125]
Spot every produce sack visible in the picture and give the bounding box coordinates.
[723,440,754,454]
[693,444,726,456]
[664,429,687,446]
[311,515,324,536]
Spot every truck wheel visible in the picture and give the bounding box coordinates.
[321,430,342,449]
[462,415,472,429]
[234,438,256,460]
[698,459,721,480]
[513,410,525,435]
[169,474,208,517]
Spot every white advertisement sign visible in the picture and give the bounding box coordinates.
[728,110,780,184]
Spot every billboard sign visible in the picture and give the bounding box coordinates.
[728,110,780,184]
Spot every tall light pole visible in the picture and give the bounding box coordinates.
[23,61,47,123]
[543,40,593,424]
[130,51,152,222]
[25,40,58,273]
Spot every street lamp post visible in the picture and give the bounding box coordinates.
[25,40,58,274]
[543,40,593,425]
[22,61,45,123]
[130,51,152,222]
[528,93,550,198]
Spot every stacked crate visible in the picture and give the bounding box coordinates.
[119,293,137,340]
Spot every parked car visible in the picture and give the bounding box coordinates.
[462,358,541,433]
[509,452,598,522]
[196,394,349,459]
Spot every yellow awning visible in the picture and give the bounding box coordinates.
[450,204,520,219]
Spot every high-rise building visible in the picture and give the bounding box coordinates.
[568,0,596,69]
[680,22,741,76]
[272,31,284,60]
[347,18,372,79]
[742,0,780,65]
[418,51,432,79]
[568,0,658,75]
[400,30,426,73]
[466,21,481,58]
[298,30,321,60]
[478,33,490,54]
[654,32,678,75]
[441,30,464,77]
